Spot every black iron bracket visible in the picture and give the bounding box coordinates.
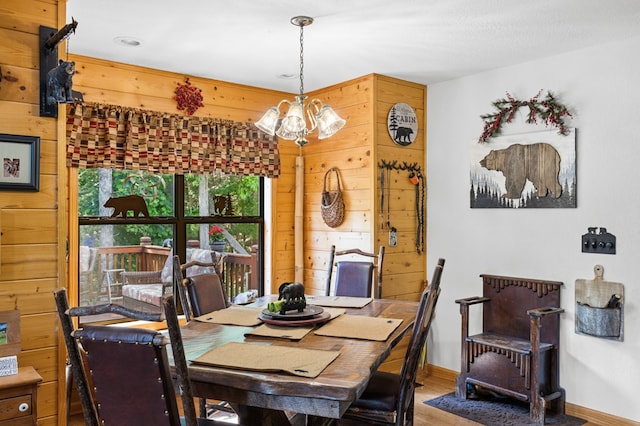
[39,25,59,117]
[39,19,80,118]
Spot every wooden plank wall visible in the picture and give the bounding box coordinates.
[0,0,63,424]
[304,74,427,302]
[374,76,427,300]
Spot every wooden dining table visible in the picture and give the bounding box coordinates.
[177,296,419,426]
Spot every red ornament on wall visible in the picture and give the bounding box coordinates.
[174,78,204,115]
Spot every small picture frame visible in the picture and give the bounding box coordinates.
[0,310,21,357]
[0,134,40,192]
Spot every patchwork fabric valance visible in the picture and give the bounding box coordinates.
[65,102,280,177]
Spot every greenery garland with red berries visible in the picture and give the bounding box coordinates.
[478,90,573,143]
[174,78,204,115]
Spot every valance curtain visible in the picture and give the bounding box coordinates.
[66,102,280,177]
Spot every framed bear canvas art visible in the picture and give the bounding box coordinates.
[470,129,576,208]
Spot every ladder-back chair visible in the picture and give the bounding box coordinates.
[173,255,228,322]
[172,255,236,419]
[338,258,445,425]
[325,245,385,298]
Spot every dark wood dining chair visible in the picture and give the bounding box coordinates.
[174,255,229,322]
[337,258,445,426]
[325,245,385,298]
[54,288,223,426]
[172,255,236,419]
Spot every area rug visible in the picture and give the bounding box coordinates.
[425,392,586,425]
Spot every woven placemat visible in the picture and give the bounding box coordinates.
[306,296,373,308]
[246,324,314,340]
[191,342,340,378]
[195,306,262,326]
[314,315,402,341]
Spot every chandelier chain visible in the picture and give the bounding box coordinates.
[299,23,304,96]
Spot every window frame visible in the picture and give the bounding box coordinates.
[75,172,265,312]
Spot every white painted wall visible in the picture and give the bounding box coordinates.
[426,35,640,421]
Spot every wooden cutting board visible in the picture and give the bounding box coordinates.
[575,265,624,308]
[575,264,624,340]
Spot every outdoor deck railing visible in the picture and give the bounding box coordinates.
[79,242,258,306]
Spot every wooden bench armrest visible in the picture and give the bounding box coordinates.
[455,296,490,306]
[527,307,564,318]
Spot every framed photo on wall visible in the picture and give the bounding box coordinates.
[0,134,40,192]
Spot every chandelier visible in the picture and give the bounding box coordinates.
[255,16,346,147]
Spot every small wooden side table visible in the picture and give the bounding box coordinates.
[0,366,42,426]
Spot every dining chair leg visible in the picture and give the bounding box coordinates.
[65,360,72,423]
[199,398,207,418]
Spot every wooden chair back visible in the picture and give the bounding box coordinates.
[173,255,228,322]
[341,258,445,426]
[171,256,237,421]
[397,258,445,422]
[74,326,180,425]
[54,288,202,426]
[325,245,385,298]
[480,274,560,345]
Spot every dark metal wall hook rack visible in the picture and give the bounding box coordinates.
[378,159,425,254]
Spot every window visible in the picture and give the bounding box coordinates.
[77,169,263,320]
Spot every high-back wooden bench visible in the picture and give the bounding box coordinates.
[455,274,565,425]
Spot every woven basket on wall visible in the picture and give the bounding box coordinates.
[321,167,345,228]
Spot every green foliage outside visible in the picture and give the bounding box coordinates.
[78,169,260,251]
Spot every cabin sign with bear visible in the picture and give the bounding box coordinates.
[470,129,576,208]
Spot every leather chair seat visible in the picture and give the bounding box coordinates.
[350,370,400,412]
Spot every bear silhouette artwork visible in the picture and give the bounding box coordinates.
[103,195,149,218]
[480,143,562,199]
[394,126,414,145]
[212,195,233,215]
[46,60,76,104]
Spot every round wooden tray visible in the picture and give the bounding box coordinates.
[261,305,324,321]
[259,310,331,326]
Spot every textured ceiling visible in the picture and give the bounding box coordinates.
[66,0,640,93]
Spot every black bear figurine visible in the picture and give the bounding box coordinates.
[46,59,76,105]
[277,282,306,314]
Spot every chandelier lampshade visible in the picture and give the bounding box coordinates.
[254,107,280,135]
[255,16,346,147]
[316,104,347,139]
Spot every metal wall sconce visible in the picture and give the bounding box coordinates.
[39,18,83,118]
